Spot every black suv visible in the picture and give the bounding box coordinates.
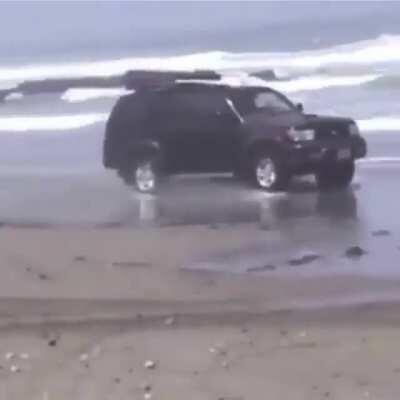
[103,70,367,193]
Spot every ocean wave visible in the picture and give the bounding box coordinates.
[0,114,108,132]
[275,34,400,69]
[1,111,399,134]
[268,74,380,93]
[0,73,386,102]
[365,74,400,90]
[177,73,379,93]
[358,117,400,132]
[358,157,400,164]
[5,92,24,101]
[0,34,399,85]
[61,88,133,103]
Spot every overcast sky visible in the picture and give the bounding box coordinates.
[0,2,399,62]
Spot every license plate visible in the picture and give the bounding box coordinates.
[337,148,351,160]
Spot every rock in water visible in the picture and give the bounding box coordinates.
[250,69,278,81]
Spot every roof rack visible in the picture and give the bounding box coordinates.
[122,70,221,90]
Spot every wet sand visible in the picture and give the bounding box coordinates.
[1,147,400,397]
[1,160,400,283]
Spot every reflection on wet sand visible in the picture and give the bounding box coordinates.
[132,178,359,228]
[316,190,358,220]
[0,173,360,229]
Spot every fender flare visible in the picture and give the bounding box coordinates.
[246,139,286,163]
[130,140,162,161]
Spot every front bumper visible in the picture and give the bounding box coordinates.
[285,135,367,173]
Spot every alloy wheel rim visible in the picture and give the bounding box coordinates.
[256,158,277,188]
[135,162,155,192]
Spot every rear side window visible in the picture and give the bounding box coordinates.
[179,93,227,114]
[155,92,228,116]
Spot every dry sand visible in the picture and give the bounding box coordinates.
[0,224,400,399]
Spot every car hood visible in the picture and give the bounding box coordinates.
[243,110,354,130]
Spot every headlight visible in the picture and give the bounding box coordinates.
[349,122,360,136]
[287,127,315,141]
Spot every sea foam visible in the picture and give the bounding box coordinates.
[0,114,108,132]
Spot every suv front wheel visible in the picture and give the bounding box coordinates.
[252,151,290,191]
[316,161,355,190]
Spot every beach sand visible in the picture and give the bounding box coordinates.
[0,223,399,399]
[1,164,400,399]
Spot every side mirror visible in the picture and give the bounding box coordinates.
[296,102,304,112]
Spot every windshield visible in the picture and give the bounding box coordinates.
[253,91,295,113]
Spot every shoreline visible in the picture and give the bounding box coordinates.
[2,297,400,332]
[1,223,400,311]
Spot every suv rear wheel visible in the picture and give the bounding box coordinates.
[135,160,158,193]
[316,161,355,190]
[252,151,290,191]
[119,158,160,194]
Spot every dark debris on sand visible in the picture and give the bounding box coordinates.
[345,246,367,259]
[288,253,321,266]
[74,256,87,262]
[247,265,276,273]
[372,229,391,237]
[111,261,151,268]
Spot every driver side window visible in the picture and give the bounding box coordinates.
[150,91,234,128]
[174,92,229,116]
[255,92,281,109]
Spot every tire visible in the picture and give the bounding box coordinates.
[119,157,161,194]
[316,161,355,190]
[252,150,290,191]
